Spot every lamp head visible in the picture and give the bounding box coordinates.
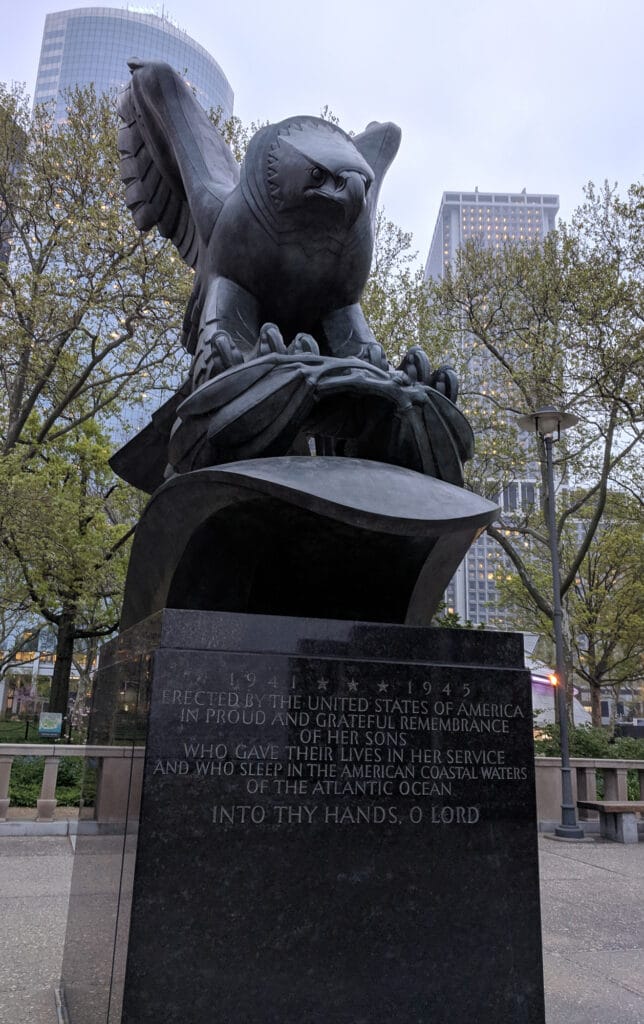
[516,405,579,439]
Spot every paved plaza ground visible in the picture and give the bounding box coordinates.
[0,833,642,1024]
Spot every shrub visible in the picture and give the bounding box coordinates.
[534,726,644,799]
[534,724,644,760]
[8,755,87,807]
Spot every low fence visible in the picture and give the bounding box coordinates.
[1,745,643,827]
[0,743,144,823]
[535,757,644,827]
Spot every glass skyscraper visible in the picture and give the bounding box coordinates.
[34,7,234,120]
[425,189,560,627]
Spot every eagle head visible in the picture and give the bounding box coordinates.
[242,117,374,232]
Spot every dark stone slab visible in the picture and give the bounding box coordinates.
[59,649,150,1024]
[62,611,545,1024]
[100,607,524,669]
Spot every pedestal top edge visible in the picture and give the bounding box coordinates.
[99,608,526,672]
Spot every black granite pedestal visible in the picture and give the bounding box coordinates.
[60,610,545,1024]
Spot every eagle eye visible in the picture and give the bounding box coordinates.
[309,166,326,185]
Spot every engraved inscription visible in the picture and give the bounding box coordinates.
[154,660,530,829]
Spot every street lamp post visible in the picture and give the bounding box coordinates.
[517,405,584,839]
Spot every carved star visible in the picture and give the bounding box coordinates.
[347,678,359,692]
[378,681,389,692]
[317,678,329,691]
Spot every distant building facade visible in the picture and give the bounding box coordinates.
[425,189,560,626]
[425,188,558,279]
[34,6,234,120]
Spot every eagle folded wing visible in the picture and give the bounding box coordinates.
[352,121,402,226]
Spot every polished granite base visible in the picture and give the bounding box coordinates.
[60,610,545,1024]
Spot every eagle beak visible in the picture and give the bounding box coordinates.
[307,169,371,224]
[337,170,369,225]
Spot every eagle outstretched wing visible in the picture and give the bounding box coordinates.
[117,59,239,269]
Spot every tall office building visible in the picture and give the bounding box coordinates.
[425,189,558,279]
[34,7,234,120]
[425,189,559,626]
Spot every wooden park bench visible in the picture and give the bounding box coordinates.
[577,800,644,844]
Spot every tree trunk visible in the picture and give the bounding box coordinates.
[611,685,622,730]
[49,609,76,716]
[590,681,602,727]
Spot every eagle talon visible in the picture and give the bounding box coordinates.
[428,365,459,402]
[358,340,388,371]
[254,323,287,358]
[398,346,432,385]
[288,333,320,356]
[211,330,244,369]
[192,329,243,388]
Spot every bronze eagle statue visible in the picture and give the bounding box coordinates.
[110,60,473,492]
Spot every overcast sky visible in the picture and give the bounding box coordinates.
[1,0,643,260]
